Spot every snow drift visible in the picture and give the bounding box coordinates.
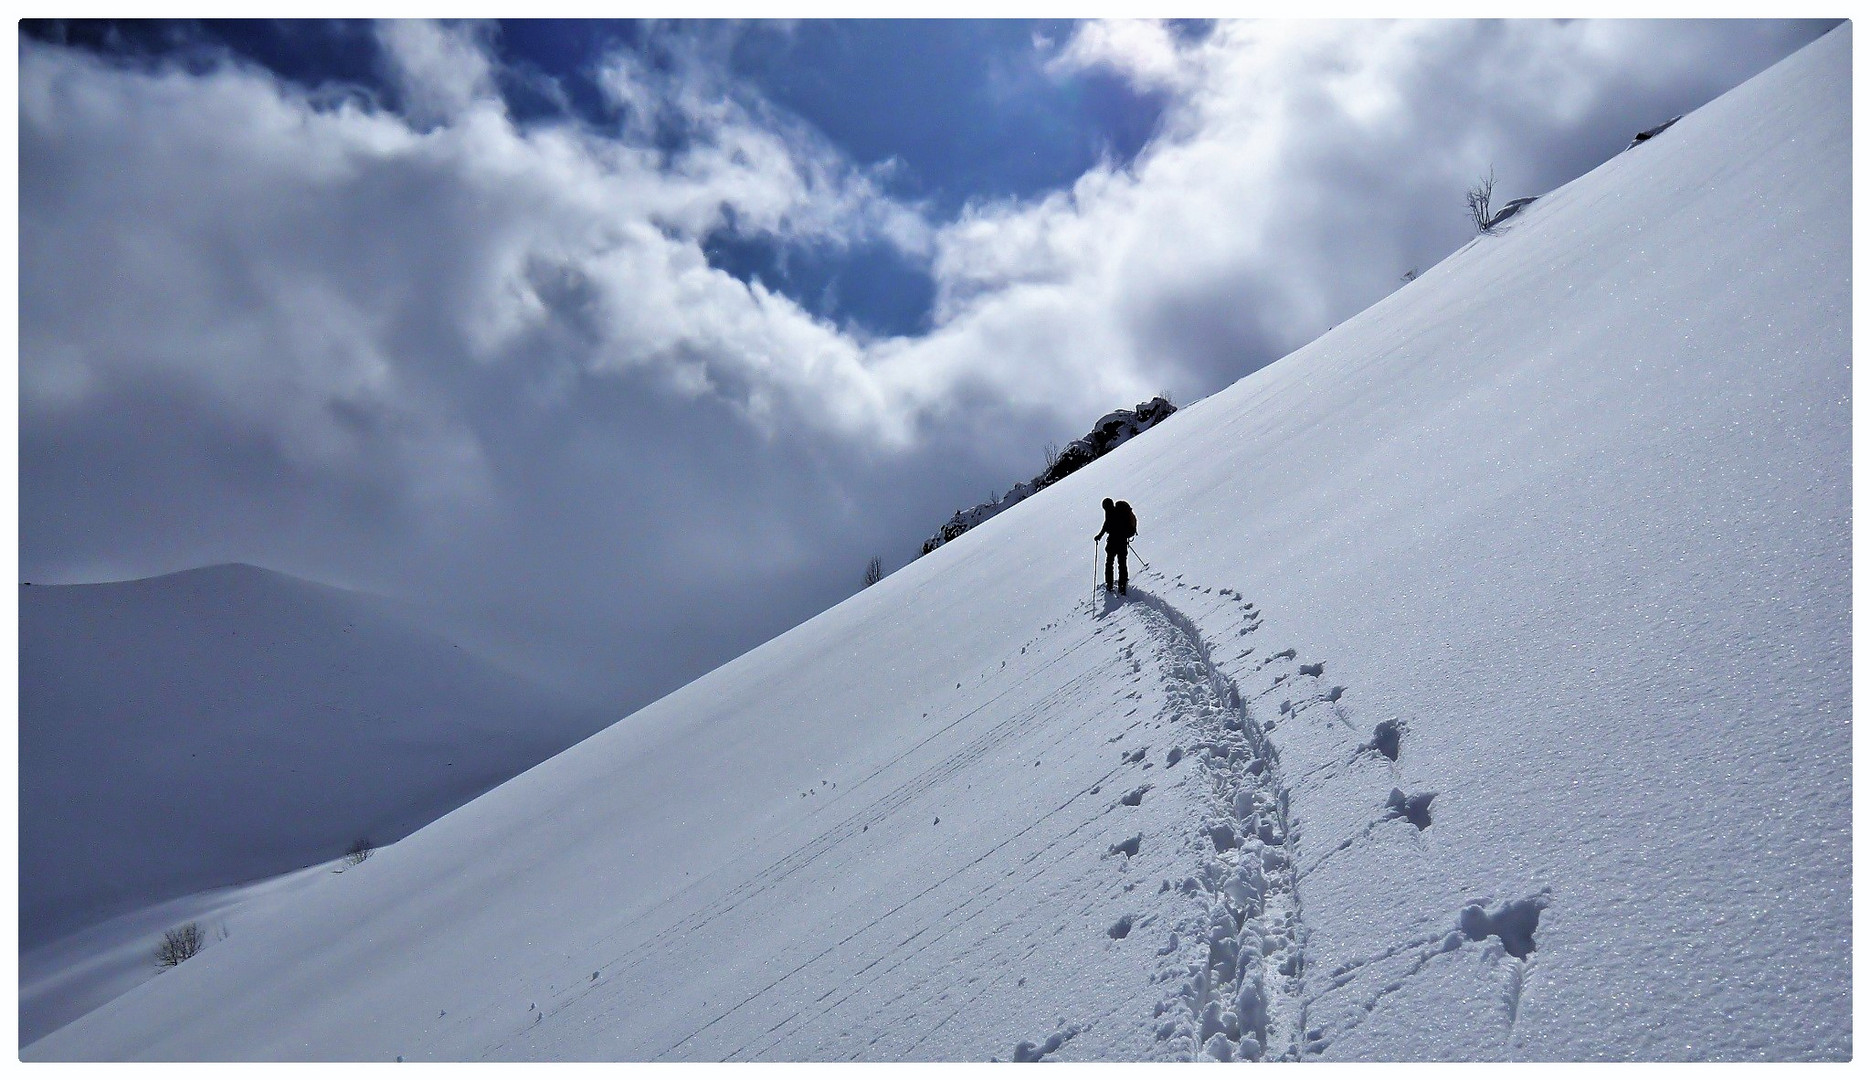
[24,27,1850,1061]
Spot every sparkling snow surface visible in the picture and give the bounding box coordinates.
[26,27,1849,1061]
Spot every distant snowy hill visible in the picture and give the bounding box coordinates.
[25,27,1849,1062]
[19,563,612,947]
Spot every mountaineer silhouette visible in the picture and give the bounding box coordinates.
[1094,498,1137,595]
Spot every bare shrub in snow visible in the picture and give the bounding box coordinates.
[344,837,375,866]
[1466,167,1496,232]
[155,922,205,968]
[863,556,884,587]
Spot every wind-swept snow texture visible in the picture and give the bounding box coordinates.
[27,27,1849,1062]
[19,564,612,948]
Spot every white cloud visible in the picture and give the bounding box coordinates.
[1043,18,1198,94]
[377,19,500,128]
[24,19,1821,479]
[19,21,930,488]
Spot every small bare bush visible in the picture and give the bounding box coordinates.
[155,922,205,969]
[1466,167,1496,232]
[344,837,375,866]
[863,556,884,587]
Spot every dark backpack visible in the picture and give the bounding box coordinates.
[1115,500,1137,540]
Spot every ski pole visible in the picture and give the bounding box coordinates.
[1129,541,1151,571]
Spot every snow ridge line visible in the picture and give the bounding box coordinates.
[1120,586,1308,1062]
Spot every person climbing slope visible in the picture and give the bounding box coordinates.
[1095,497,1137,595]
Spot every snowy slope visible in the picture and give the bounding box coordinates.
[19,858,342,1047]
[19,564,613,947]
[26,27,1850,1062]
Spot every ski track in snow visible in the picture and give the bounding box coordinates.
[1124,576,1551,1062]
[1163,565,1553,1061]
[477,570,1546,1062]
[1118,582,1308,1061]
[480,617,1128,1060]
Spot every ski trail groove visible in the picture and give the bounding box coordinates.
[724,765,1127,1060]
[652,758,1130,1061]
[1120,587,1308,1062]
[479,622,1112,1060]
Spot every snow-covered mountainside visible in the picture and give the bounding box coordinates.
[25,27,1850,1061]
[19,564,612,946]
